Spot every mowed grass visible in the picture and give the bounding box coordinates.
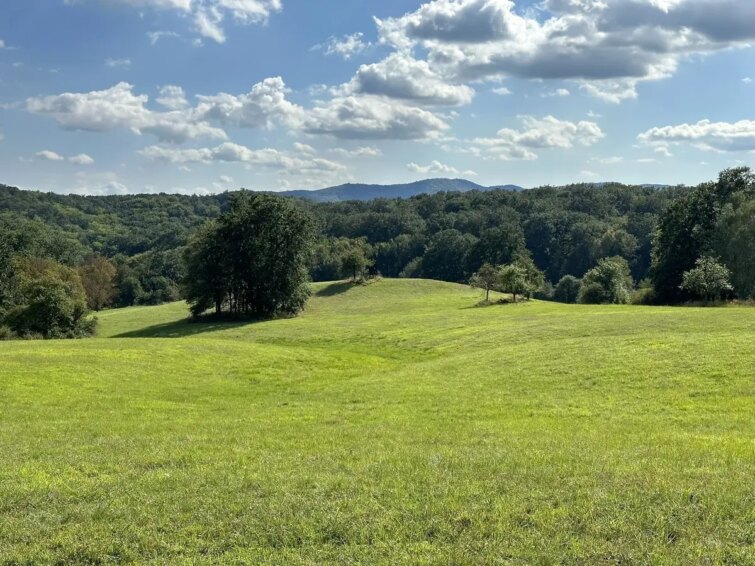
[1,279,754,565]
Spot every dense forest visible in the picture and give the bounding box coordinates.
[1,167,753,337]
[0,180,684,292]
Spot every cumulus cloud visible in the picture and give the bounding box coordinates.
[156,85,189,110]
[195,76,305,129]
[304,95,449,140]
[407,160,477,176]
[314,33,369,60]
[26,82,227,143]
[473,115,604,160]
[35,150,95,165]
[639,119,755,152]
[293,142,316,154]
[35,150,65,161]
[141,141,350,188]
[70,153,95,165]
[28,77,451,143]
[140,142,346,173]
[65,0,282,43]
[342,53,475,106]
[375,0,755,102]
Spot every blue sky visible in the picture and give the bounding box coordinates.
[1,0,754,195]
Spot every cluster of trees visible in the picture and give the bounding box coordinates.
[183,193,314,318]
[0,254,96,339]
[469,256,545,303]
[651,167,754,303]
[470,255,635,306]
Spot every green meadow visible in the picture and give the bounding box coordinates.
[1,279,753,564]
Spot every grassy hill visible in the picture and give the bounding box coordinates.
[1,279,753,564]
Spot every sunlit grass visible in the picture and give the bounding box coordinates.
[1,279,753,563]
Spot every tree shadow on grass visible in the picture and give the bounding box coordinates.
[460,298,523,310]
[314,281,357,297]
[112,317,260,339]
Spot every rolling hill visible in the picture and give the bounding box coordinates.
[279,178,523,202]
[1,279,753,563]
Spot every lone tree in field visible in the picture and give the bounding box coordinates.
[512,254,545,300]
[499,264,529,303]
[680,257,733,303]
[341,240,373,281]
[470,263,499,302]
[79,255,117,311]
[578,256,634,304]
[183,192,314,318]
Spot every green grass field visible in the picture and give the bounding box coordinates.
[1,279,754,564]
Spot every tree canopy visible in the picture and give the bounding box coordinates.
[183,192,314,319]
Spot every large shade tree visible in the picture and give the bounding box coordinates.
[184,192,315,318]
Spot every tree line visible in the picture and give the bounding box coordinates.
[0,167,752,338]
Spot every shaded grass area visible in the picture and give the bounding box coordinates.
[1,279,754,564]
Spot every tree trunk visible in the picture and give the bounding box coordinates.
[485,286,490,302]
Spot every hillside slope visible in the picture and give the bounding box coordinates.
[1,279,753,563]
[279,178,522,202]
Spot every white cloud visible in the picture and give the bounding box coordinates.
[66,0,282,43]
[156,85,189,110]
[492,86,512,95]
[293,142,316,154]
[580,170,600,179]
[0,39,6,49]
[314,33,369,60]
[743,77,753,84]
[70,153,95,165]
[67,170,130,195]
[473,115,604,160]
[26,82,226,143]
[35,150,65,161]
[195,76,305,129]
[141,141,350,189]
[147,30,180,44]
[342,53,475,106]
[542,88,571,98]
[218,174,234,183]
[27,77,452,144]
[639,119,755,152]
[591,156,623,165]
[654,145,673,158]
[140,142,346,174]
[72,181,130,196]
[407,160,476,176]
[304,95,449,140]
[375,0,755,103]
[105,58,132,68]
[330,146,383,158]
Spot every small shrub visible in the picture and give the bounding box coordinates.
[554,275,582,304]
[631,287,656,305]
[0,325,15,340]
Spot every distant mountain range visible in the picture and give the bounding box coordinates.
[278,178,523,203]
